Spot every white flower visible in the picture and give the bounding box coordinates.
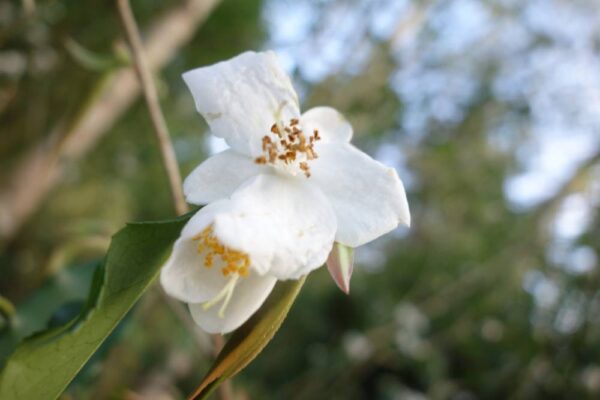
[161,174,336,333]
[161,51,410,334]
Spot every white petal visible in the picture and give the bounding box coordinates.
[183,51,300,157]
[183,149,266,205]
[302,106,353,143]
[214,174,337,280]
[310,143,410,247]
[160,201,233,303]
[188,273,277,334]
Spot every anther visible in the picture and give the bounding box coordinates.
[192,224,251,283]
[255,118,322,177]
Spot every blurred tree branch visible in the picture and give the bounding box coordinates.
[0,0,221,242]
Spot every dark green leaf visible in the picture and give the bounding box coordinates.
[0,214,189,400]
[190,276,306,400]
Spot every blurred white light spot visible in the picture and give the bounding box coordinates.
[523,270,560,309]
[566,246,597,275]
[481,318,504,342]
[553,194,592,240]
[394,302,429,332]
[342,331,374,362]
[554,294,585,334]
[581,365,600,393]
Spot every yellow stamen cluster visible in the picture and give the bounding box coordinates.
[255,118,321,177]
[192,225,250,277]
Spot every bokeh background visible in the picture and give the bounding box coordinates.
[2,0,600,398]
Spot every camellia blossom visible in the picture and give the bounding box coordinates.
[161,51,410,334]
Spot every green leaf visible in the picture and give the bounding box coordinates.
[0,214,190,400]
[190,276,307,400]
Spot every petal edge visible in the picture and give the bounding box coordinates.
[311,143,410,247]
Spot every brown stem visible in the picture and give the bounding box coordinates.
[116,0,187,215]
[116,1,232,398]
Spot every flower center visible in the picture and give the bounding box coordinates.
[192,224,250,318]
[254,118,321,177]
[193,224,250,277]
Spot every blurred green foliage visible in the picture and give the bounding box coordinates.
[0,215,188,399]
[1,0,599,399]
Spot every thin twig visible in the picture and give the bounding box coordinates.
[116,0,187,215]
[116,1,232,398]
